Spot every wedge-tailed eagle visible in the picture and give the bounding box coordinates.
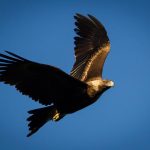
[0,14,114,137]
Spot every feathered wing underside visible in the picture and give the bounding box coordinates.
[71,14,110,81]
[0,51,87,105]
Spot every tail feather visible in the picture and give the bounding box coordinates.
[27,106,63,137]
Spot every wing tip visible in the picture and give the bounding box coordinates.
[0,50,28,62]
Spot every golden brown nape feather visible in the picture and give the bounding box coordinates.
[71,13,110,82]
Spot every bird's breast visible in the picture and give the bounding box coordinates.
[87,86,100,98]
[56,87,98,114]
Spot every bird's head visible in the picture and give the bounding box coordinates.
[103,79,114,89]
[86,79,114,97]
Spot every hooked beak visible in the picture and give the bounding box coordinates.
[108,80,115,87]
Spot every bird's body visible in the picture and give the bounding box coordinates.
[0,14,114,137]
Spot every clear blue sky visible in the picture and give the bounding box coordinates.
[0,0,150,150]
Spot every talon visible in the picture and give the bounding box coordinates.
[52,110,60,121]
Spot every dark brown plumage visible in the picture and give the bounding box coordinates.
[0,14,114,137]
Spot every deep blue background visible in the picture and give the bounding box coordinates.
[0,0,150,150]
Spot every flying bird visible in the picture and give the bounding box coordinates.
[0,14,114,137]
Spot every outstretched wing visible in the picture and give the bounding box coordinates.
[0,51,86,105]
[71,14,110,81]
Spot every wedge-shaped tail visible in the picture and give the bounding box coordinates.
[27,106,64,137]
